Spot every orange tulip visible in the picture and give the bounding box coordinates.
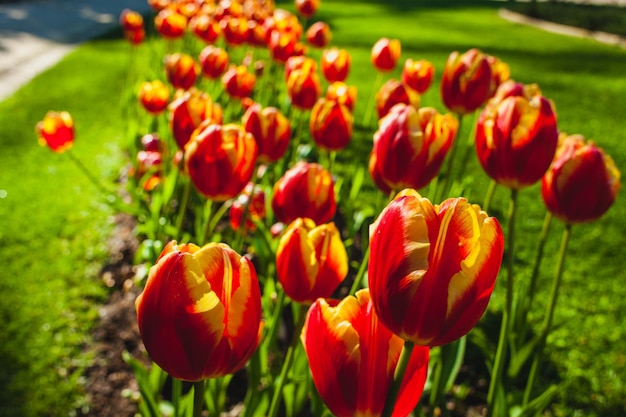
[272,161,336,225]
[189,13,221,43]
[154,7,188,39]
[169,89,223,150]
[375,78,420,119]
[368,104,458,194]
[368,190,504,346]
[320,47,350,83]
[309,98,353,151]
[542,133,621,224]
[36,111,74,153]
[302,289,430,417]
[242,102,291,162]
[475,81,559,189]
[276,218,348,303]
[165,53,199,90]
[371,38,401,72]
[401,59,435,94]
[138,80,171,114]
[306,21,331,48]
[230,182,266,232]
[286,61,322,110]
[222,65,256,99]
[295,0,319,19]
[326,82,357,112]
[185,122,258,201]
[120,8,144,31]
[440,48,493,115]
[199,45,229,79]
[136,241,263,381]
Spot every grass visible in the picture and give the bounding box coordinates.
[1,0,625,416]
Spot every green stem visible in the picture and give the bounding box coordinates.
[436,114,463,202]
[381,341,415,417]
[65,150,114,197]
[172,377,182,417]
[193,380,205,417]
[523,223,571,405]
[267,304,308,417]
[349,244,370,296]
[362,71,383,128]
[486,188,518,416]
[482,179,497,213]
[175,177,191,241]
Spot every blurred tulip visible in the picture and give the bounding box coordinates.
[286,62,322,110]
[165,53,199,90]
[268,30,299,63]
[189,13,221,43]
[138,80,171,114]
[169,89,223,149]
[371,37,401,72]
[542,133,621,224]
[185,122,258,201]
[136,241,263,381]
[272,161,336,225]
[368,104,458,193]
[368,190,504,346]
[306,21,331,48]
[295,0,319,19]
[230,182,266,232]
[124,28,145,44]
[120,8,144,31]
[487,55,510,97]
[246,19,269,46]
[222,65,256,99]
[309,98,353,151]
[199,45,229,79]
[401,59,435,94]
[135,150,163,191]
[475,82,559,189]
[221,16,249,46]
[140,132,165,152]
[285,55,316,80]
[36,110,74,153]
[242,102,291,162]
[276,218,348,303]
[320,47,350,83]
[326,82,357,112]
[266,9,303,40]
[375,78,420,119]
[148,0,169,11]
[155,7,188,39]
[302,289,430,417]
[440,48,493,115]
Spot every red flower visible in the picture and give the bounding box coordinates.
[295,0,319,19]
[221,16,249,46]
[242,102,291,163]
[272,161,336,225]
[286,60,322,110]
[169,89,223,150]
[401,59,435,94]
[136,241,263,381]
[320,47,350,83]
[326,82,357,112]
[309,98,353,151]
[230,182,266,232]
[302,289,430,417]
[276,218,348,303]
[542,133,621,224]
[185,123,258,201]
[138,80,170,114]
[371,38,401,72]
[165,53,199,90]
[440,48,493,115]
[368,190,504,346]
[375,78,420,119]
[189,13,221,44]
[222,65,256,99]
[268,30,299,63]
[306,21,332,48]
[35,111,74,153]
[154,7,188,39]
[199,45,229,79]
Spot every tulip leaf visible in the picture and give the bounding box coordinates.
[507,336,541,379]
[122,350,161,417]
[511,385,558,417]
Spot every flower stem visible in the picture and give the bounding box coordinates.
[193,380,205,417]
[361,71,383,129]
[382,341,415,417]
[523,223,571,405]
[482,179,497,213]
[172,377,182,417]
[65,150,114,197]
[349,243,370,296]
[436,114,463,202]
[486,188,518,415]
[175,176,191,241]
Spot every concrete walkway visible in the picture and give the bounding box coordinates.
[0,0,152,101]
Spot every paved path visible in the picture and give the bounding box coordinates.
[0,0,152,101]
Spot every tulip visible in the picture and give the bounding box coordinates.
[154,7,188,39]
[221,16,249,46]
[169,89,223,150]
[267,9,303,40]
[440,48,493,115]
[276,218,348,303]
[135,241,263,381]
[120,8,144,32]
[401,59,435,94]
[138,80,171,114]
[189,13,221,44]
[326,82,357,112]
[475,82,559,189]
[222,65,256,99]
[295,0,319,19]
[36,111,74,153]
[199,45,229,79]
[185,122,258,201]
[247,20,269,46]
[369,104,458,193]
[285,55,316,80]
[148,0,168,11]
[542,133,621,224]
[375,78,420,119]
[124,28,145,44]
[487,55,510,97]
[320,47,350,83]
[302,289,430,417]
[368,190,504,346]
[272,161,336,225]
[242,103,291,162]
[306,21,331,48]
[268,30,299,63]
[230,182,266,232]
[309,98,353,151]
[371,38,401,72]
[135,150,163,191]
[286,61,322,110]
[165,53,199,91]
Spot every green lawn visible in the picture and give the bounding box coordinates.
[1,0,625,416]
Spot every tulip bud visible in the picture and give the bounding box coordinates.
[440,48,493,115]
[165,53,199,90]
[242,103,291,162]
[375,78,420,119]
[401,59,435,94]
[295,0,319,19]
[320,47,351,83]
[306,21,332,48]
[138,80,171,114]
[326,82,357,112]
[155,7,188,39]
[35,111,74,153]
[199,45,229,79]
[309,98,353,151]
[169,89,223,150]
[286,62,322,110]
[371,38,401,72]
[230,182,266,232]
[222,65,256,99]
[189,13,221,44]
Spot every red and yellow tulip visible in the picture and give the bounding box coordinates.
[242,102,291,163]
[295,0,319,19]
[440,48,493,115]
[301,289,430,417]
[35,110,74,153]
[136,241,263,381]
[276,218,348,303]
[368,190,504,346]
[154,7,188,39]
[306,21,332,48]
[320,47,351,83]
[199,45,229,79]
[138,80,170,114]
[326,82,357,112]
[286,60,322,110]
[169,89,223,150]
[222,65,256,99]
[230,182,266,232]
[401,58,435,94]
[375,78,420,119]
[371,37,401,72]
[309,97,353,151]
[165,53,199,91]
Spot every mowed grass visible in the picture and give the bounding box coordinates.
[0,0,625,416]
